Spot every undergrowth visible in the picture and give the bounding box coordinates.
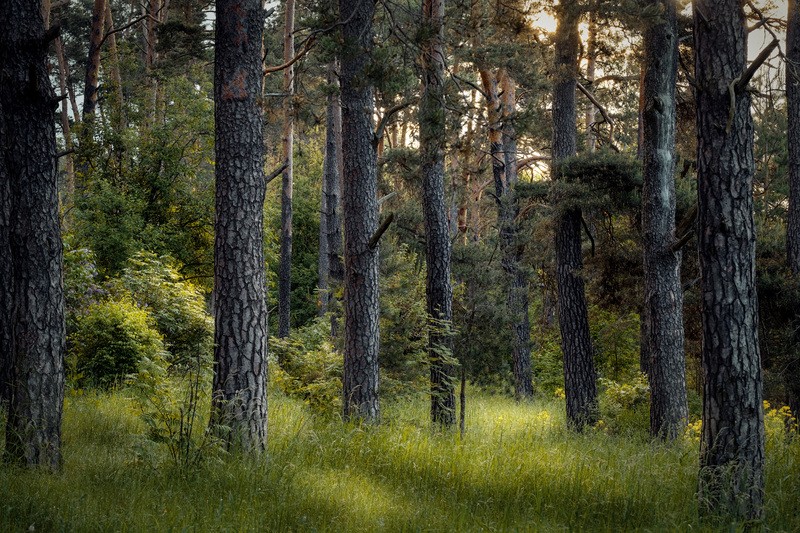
[1,389,799,532]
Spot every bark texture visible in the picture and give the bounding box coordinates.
[318,63,344,331]
[0,0,66,470]
[479,68,533,401]
[340,0,380,422]
[278,0,295,338]
[788,0,800,275]
[641,0,687,440]
[553,2,597,430]
[694,0,765,520]
[211,0,269,453]
[420,0,455,426]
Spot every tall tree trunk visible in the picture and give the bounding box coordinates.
[788,0,800,274]
[641,0,687,440]
[76,0,107,180]
[553,1,597,430]
[479,68,533,400]
[340,0,380,422]
[499,69,533,400]
[0,0,66,470]
[420,0,455,426]
[278,0,295,338]
[210,0,269,453]
[585,12,597,152]
[694,0,764,519]
[55,37,75,204]
[104,2,126,135]
[319,62,344,331]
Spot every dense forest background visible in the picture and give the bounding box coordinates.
[2,0,800,529]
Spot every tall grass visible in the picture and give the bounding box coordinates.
[1,389,798,531]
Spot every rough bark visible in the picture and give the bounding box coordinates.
[82,0,106,122]
[553,2,597,430]
[319,62,344,334]
[0,0,66,470]
[641,0,688,440]
[694,0,765,520]
[420,0,455,426]
[340,0,380,422]
[278,0,295,338]
[104,2,126,134]
[788,0,800,274]
[210,0,269,453]
[479,69,533,401]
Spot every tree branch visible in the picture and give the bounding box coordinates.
[576,81,616,148]
[580,215,595,257]
[736,38,780,92]
[263,35,316,75]
[265,161,289,185]
[374,102,412,146]
[671,204,697,252]
[99,14,149,48]
[369,212,395,249]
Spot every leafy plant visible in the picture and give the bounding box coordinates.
[68,298,165,388]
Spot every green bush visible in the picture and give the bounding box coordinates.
[270,317,343,415]
[115,252,213,371]
[69,299,165,388]
[597,373,650,436]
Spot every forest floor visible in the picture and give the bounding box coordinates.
[1,389,799,532]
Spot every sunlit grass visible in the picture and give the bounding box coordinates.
[1,389,799,531]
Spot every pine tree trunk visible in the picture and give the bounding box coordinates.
[104,2,126,135]
[76,0,107,180]
[319,62,344,332]
[210,0,269,453]
[340,0,380,422]
[788,0,800,274]
[278,0,295,338]
[55,37,75,204]
[641,0,688,440]
[553,2,597,430]
[694,0,765,519]
[420,0,455,426]
[0,0,66,470]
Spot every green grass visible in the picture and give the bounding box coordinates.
[1,390,799,532]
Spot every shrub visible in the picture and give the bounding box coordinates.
[597,373,650,435]
[270,316,343,415]
[69,299,165,388]
[115,252,213,371]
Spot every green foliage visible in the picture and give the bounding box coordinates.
[379,240,429,395]
[113,252,213,371]
[589,307,641,382]
[270,317,343,415]
[597,373,651,436]
[69,299,166,388]
[130,343,220,469]
[62,243,106,335]
[552,150,642,213]
[3,392,800,531]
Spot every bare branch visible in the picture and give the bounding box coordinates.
[736,38,780,92]
[374,101,412,146]
[265,161,289,185]
[369,212,395,249]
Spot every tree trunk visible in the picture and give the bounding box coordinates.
[55,37,75,204]
[585,12,597,152]
[76,0,107,180]
[210,0,269,453]
[319,62,344,333]
[479,68,533,400]
[694,0,765,519]
[641,0,687,440]
[0,0,66,470]
[278,0,295,338]
[553,2,597,430]
[420,0,455,426]
[340,0,380,422]
[788,0,800,274]
[104,2,126,135]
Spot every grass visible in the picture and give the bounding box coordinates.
[1,389,799,532]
